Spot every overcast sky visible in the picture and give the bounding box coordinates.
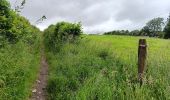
[9,0,170,33]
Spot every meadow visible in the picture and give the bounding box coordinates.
[46,35,170,100]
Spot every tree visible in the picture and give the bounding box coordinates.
[0,0,41,44]
[164,15,170,39]
[130,30,140,36]
[35,15,47,24]
[0,0,14,41]
[141,26,151,36]
[14,0,26,12]
[143,17,164,37]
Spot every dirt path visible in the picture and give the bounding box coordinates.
[30,52,48,100]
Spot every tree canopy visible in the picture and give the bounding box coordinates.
[0,0,40,45]
[164,15,170,39]
[143,17,164,37]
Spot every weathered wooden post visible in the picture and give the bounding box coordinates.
[138,39,147,85]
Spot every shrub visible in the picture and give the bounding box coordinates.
[44,22,82,52]
[0,0,13,42]
[0,0,40,44]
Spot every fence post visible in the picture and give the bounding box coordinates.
[138,39,147,85]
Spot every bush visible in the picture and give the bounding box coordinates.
[0,0,40,44]
[0,0,13,41]
[44,22,82,52]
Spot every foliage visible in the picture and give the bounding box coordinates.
[0,0,42,99]
[44,22,82,52]
[104,17,165,38]
[130,30,141,36]
[14,0,26,13]
[43,24,56,51]
[143,17,164,37]
[35,15,47,24]
[164,15,170,39]
[104,30,144,36]
[0,0,40,44]
[0,0,13,42]
[140,26,151,36]
[104,30,131,36]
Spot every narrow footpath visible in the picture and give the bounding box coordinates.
[30,51,48,100]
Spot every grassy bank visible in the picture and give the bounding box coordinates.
[46,35,170,100]
[0,39,41,100]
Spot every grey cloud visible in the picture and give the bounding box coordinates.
[115,0,169,23]
[9,0,170,33]
[115,0,155,22]
[19,0,112,25]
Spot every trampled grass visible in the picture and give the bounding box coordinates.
[46,35,170,100]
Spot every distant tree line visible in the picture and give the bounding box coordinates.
[104,16,170,39]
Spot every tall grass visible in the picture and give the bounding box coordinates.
[46,35,170,100]
[0,38,41,100]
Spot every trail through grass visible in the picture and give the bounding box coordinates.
[30,49,48,100]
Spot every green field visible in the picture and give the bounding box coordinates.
[46,35,170,100]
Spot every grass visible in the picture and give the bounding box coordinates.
[0,40,41,100]
[46,35,170,100]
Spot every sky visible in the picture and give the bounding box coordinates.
[9,0,170,33]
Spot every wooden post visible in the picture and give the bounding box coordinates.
[138,39,147,85]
